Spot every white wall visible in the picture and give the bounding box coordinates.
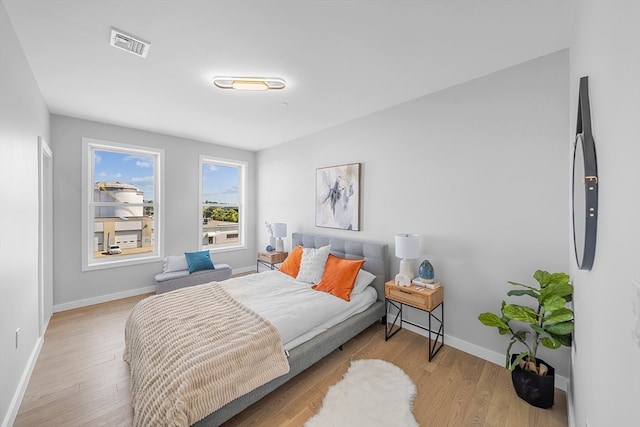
[0,4,51,426]
[258,51,571,376]
[50,115,257,309]
[569,1,640,426]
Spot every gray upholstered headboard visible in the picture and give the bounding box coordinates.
[291,232,388,301]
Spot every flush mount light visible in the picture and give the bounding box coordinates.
[212,77,286,91]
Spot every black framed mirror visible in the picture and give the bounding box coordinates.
[572,76,598,270]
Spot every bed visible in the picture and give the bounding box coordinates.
[124,232,388,426]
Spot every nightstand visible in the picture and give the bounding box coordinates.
[385,280,444,361]
[257,251,288,272]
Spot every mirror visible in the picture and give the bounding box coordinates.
[572,134,587,268]
[572,77,598,270]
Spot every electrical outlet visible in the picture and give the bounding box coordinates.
[15,328,20,349]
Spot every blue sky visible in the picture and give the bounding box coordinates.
[202,163,239,205]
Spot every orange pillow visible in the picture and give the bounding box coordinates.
[279,245,304,278]
[312,254,365,301]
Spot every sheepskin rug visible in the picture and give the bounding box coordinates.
[305,359,418,427]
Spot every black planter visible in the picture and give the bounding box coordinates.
[510,356,555,409]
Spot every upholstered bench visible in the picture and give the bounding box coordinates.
[155,252,232,294]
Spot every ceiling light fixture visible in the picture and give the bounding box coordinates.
[213,77,286,91]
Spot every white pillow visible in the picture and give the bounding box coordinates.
[296,245,331,284]
[162,255,189,273]
[351,269,377,295]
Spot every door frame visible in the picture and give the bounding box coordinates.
[38,136,53,336]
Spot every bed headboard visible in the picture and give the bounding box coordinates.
[291,232,388,301]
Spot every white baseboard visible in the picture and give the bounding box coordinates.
[388,314,569,392]
[2,336,43,427]
[53,285,156,313]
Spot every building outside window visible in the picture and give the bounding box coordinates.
[200,156,246,251]
[82,138,163,270]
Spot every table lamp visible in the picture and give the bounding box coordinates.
[395,233,419,285]
[273,223,287,252]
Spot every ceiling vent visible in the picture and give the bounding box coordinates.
[109,28,150,58]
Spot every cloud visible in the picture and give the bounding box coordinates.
[221,186,238,195]
[94,153,101,164]
[124,154,154,168]
[98,172,107,177]
[131,176,154,185]
[206,164,219,172]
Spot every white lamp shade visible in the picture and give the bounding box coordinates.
[272,223,287,238]
[395,233,420,259]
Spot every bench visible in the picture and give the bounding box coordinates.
[155,254,232,294]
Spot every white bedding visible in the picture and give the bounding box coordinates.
[220,270,377,350]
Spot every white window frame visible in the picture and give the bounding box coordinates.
[82,137,164,271]
[199,155,247,252]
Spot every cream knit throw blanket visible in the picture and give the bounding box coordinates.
[123,283,290,426]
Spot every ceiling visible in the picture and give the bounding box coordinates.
[3,1,575,151]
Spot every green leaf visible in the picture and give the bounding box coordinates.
[531,324,546,336]
[548,272,570,284]
[507,281,538,292]
[539,282,574,301]
[543,308,574,325]
[502,304,537,324]
[507,289,538,298]
[541,336,562,349]
[545,321,574,336]
[549,332,572,347]
[534,270,551,287]
[540,295,566,313]
[478,312,511,335]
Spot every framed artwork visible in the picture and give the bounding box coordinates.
[316,163,360,231]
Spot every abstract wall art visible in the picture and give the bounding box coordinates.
[315,163,360,231]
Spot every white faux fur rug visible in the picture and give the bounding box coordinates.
[305,359,418,427]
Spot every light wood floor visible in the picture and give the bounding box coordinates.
[15,293,568,427]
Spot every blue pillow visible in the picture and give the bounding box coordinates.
[184,250,215,274]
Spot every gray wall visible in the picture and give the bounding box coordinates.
[0,3,51,425]
[50,115,256,309]
[569,1,640,426]
[257,51,571,377]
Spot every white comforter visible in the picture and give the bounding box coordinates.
[220,270,377,350]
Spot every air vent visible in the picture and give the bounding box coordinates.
[110,28,150,58]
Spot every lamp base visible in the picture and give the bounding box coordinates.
[399,258,414,281]
[275,237,284,252]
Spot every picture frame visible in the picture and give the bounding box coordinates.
[315,163,360,231]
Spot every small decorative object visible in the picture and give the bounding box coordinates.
[266,245,274,252]
[478,270,574,408]
[316,163,360,231]
[394,234,419,284]
[265,221,276,248]
[272,223,287,252]
[394,274,410,286]
[418,260,435,283]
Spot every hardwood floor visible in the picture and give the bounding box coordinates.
[15,293,568,427]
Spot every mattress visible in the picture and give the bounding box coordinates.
[220,270,377,351]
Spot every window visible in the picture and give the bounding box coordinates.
[200,156,246,251]
[82,138,163,270]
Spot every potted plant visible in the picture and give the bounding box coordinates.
[478,270,574,409]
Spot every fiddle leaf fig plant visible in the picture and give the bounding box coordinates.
[478,270,574,375]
